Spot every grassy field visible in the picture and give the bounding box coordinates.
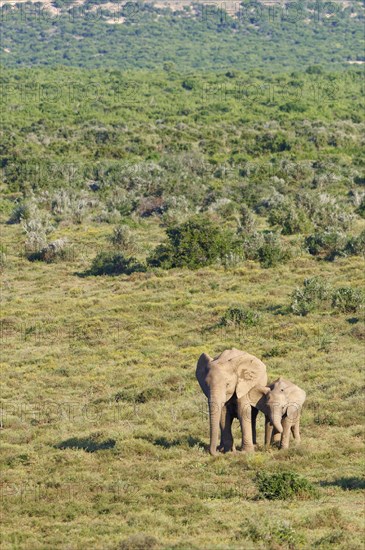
[1,213,364,549]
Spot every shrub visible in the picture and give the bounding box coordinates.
[345,229,365,257]
[71,198,89,224]
[268,201,312,235]
[332,287,365,313]
[291,276,332,315]
[255,471,317,500]
[22,217,54,253]
[258,232,290,268]
[241,231,264,261]
[217,307,261,329]
[208,198,238,218]
[147,217,236,270]
[27,238,70,263]
[237,204,256,235]
[51,189,71,216]
[118,533,159,550]
[356,196,365,218]
[311,195,353,231]
[109,225,136,253]
[89,252,146,276]
[296,192,353,232]
[136,196,165,217]
[106,189,133,217]
[305,230,348,260]
[7,198,37,224]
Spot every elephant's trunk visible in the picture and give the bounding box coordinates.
[271,411,283,434]
[208,390,224,456]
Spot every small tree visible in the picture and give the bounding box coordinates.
[109,225,136,253]
[148,217,237,269]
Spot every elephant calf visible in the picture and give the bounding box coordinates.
[249,377,306,450]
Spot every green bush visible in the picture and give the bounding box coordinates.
[258,232,290,268]
[268,202,312,235]
[147,217,236,270]
[7,199,37,224]
[345,229,365,257]
[255,471,317,500]
[217,307,261,329]
[241,232,264,261]
[109,225,137,253]
[305,230,348,261]
[237,204,256,235]
[89,252,146,276]
[332,287,365,313]
[291,276,332,315]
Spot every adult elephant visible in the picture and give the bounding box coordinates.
[196,348,268,455]
[249,378,306,449]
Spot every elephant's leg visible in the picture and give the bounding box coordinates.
[291,416,301,444]
[280,416,291,450]
[220,403,234,452]
[251,407,258,446]
[238,402,255,452]
[264,415,273,447]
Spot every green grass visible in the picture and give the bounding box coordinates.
[1,217,364,549]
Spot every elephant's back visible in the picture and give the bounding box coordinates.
[213,348,266,370]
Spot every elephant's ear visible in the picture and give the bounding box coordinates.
[248,385,270,404]
[196,352,212,398]
[286,385,306,407]
[236,359,267,400]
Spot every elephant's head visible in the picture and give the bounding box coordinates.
[249,378,306,434]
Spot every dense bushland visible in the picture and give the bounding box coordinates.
[1,1,363,70]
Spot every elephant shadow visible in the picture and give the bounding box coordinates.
[54,436,116,453]
[152,436,207,450]
[320,477,365,490]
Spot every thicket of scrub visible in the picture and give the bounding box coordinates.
[1,68,364,271]
[1,1,363,69]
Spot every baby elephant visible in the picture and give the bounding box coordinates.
[249,378,306,450]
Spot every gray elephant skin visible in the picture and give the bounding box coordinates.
[196,348,268,455]
[249,377,306,449]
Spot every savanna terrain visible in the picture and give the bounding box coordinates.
[0,3,365,548]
